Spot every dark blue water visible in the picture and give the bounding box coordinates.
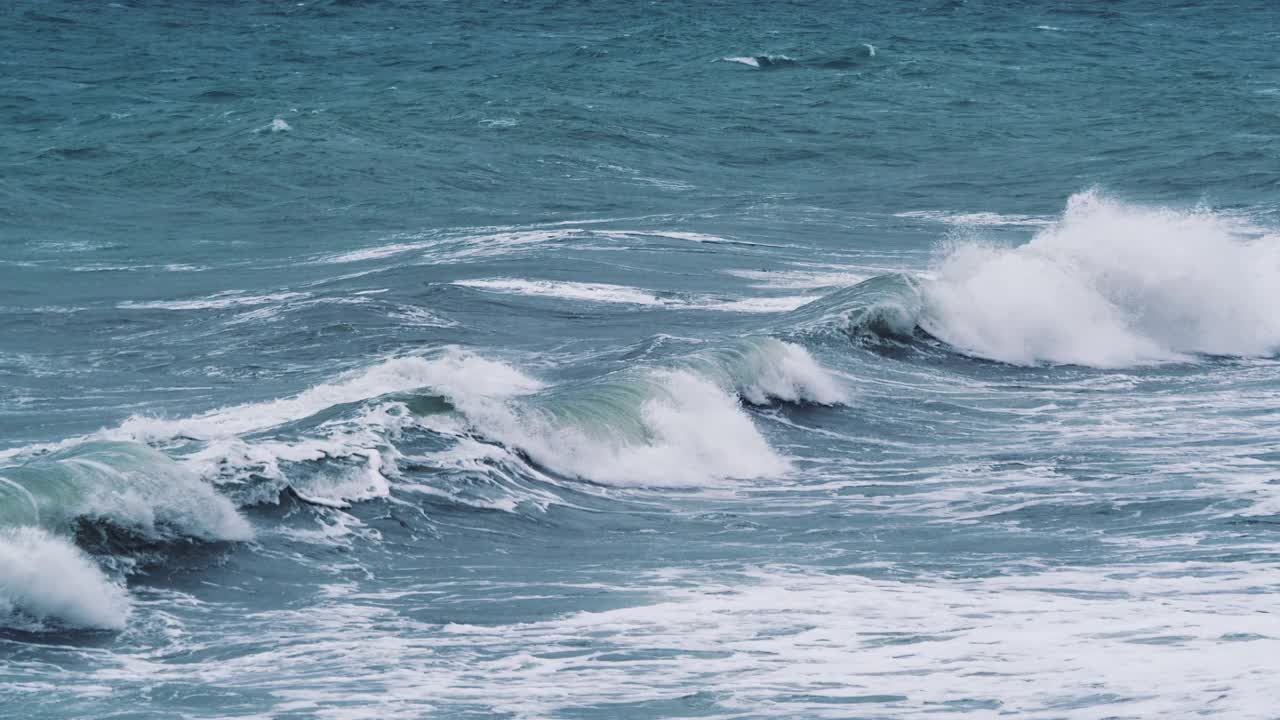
[3,2,1280,718]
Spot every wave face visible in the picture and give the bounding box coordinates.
[921,192,1280,366]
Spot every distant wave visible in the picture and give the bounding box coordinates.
[726,265,877,290]
[721,45,876,70]
[721,55,795,69]
[894,210,1054,227]
[318,226,777,267]
[118,291,309,311]
[455,277,816,313]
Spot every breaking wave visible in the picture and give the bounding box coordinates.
[921,191,1280,366]
[0,442,251,541]
[0,527,131,630]
[425,339,846,488]
[799,192,1280,368]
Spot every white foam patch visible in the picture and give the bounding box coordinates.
[922,190,1280,366]
[107,564,1280,718]
[0,527,130,630]
[719,55,793,69]
[321,229,584,265]
[420,564,1280,718]
[702,296,817,313]
[118,291,309,311]
[725,267,875,289]
[598,229,786,247]
[455,279,674,306]
[188,401,422,508]
[896,210,1055,227]
[455,277,813,313]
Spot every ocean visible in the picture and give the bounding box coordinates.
[3,1,1280,717]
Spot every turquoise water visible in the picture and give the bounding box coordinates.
[3,1,1280,717]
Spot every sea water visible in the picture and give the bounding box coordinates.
[3,1,1280,717]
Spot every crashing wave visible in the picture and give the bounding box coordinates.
[428,339,845,488]
[0,527,131,630]
[0,443,251,631]
[0,339,842,568]
[121,342,844,490]
[920,190,1280,367]
[792,192,1280,368]
[0,442,251,541]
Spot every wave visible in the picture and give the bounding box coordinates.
[0,442,251,542]
[0,339,841,560]
[0,527,131,630]
[783,272,924,341]
[136,341,844,494]
[0,338,844,622]
[798,192,1280,368]
[921,191,1280,367]
[0,443,251,631]
[455,278,677,306]
[116,353,542,445]
[894,210,1054,227]
[726,265,876,290]
[117,291,310,311]
[436,339,845,488]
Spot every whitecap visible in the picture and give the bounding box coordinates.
[118,291,309,311]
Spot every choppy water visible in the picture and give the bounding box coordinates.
[3,1,1280,718]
